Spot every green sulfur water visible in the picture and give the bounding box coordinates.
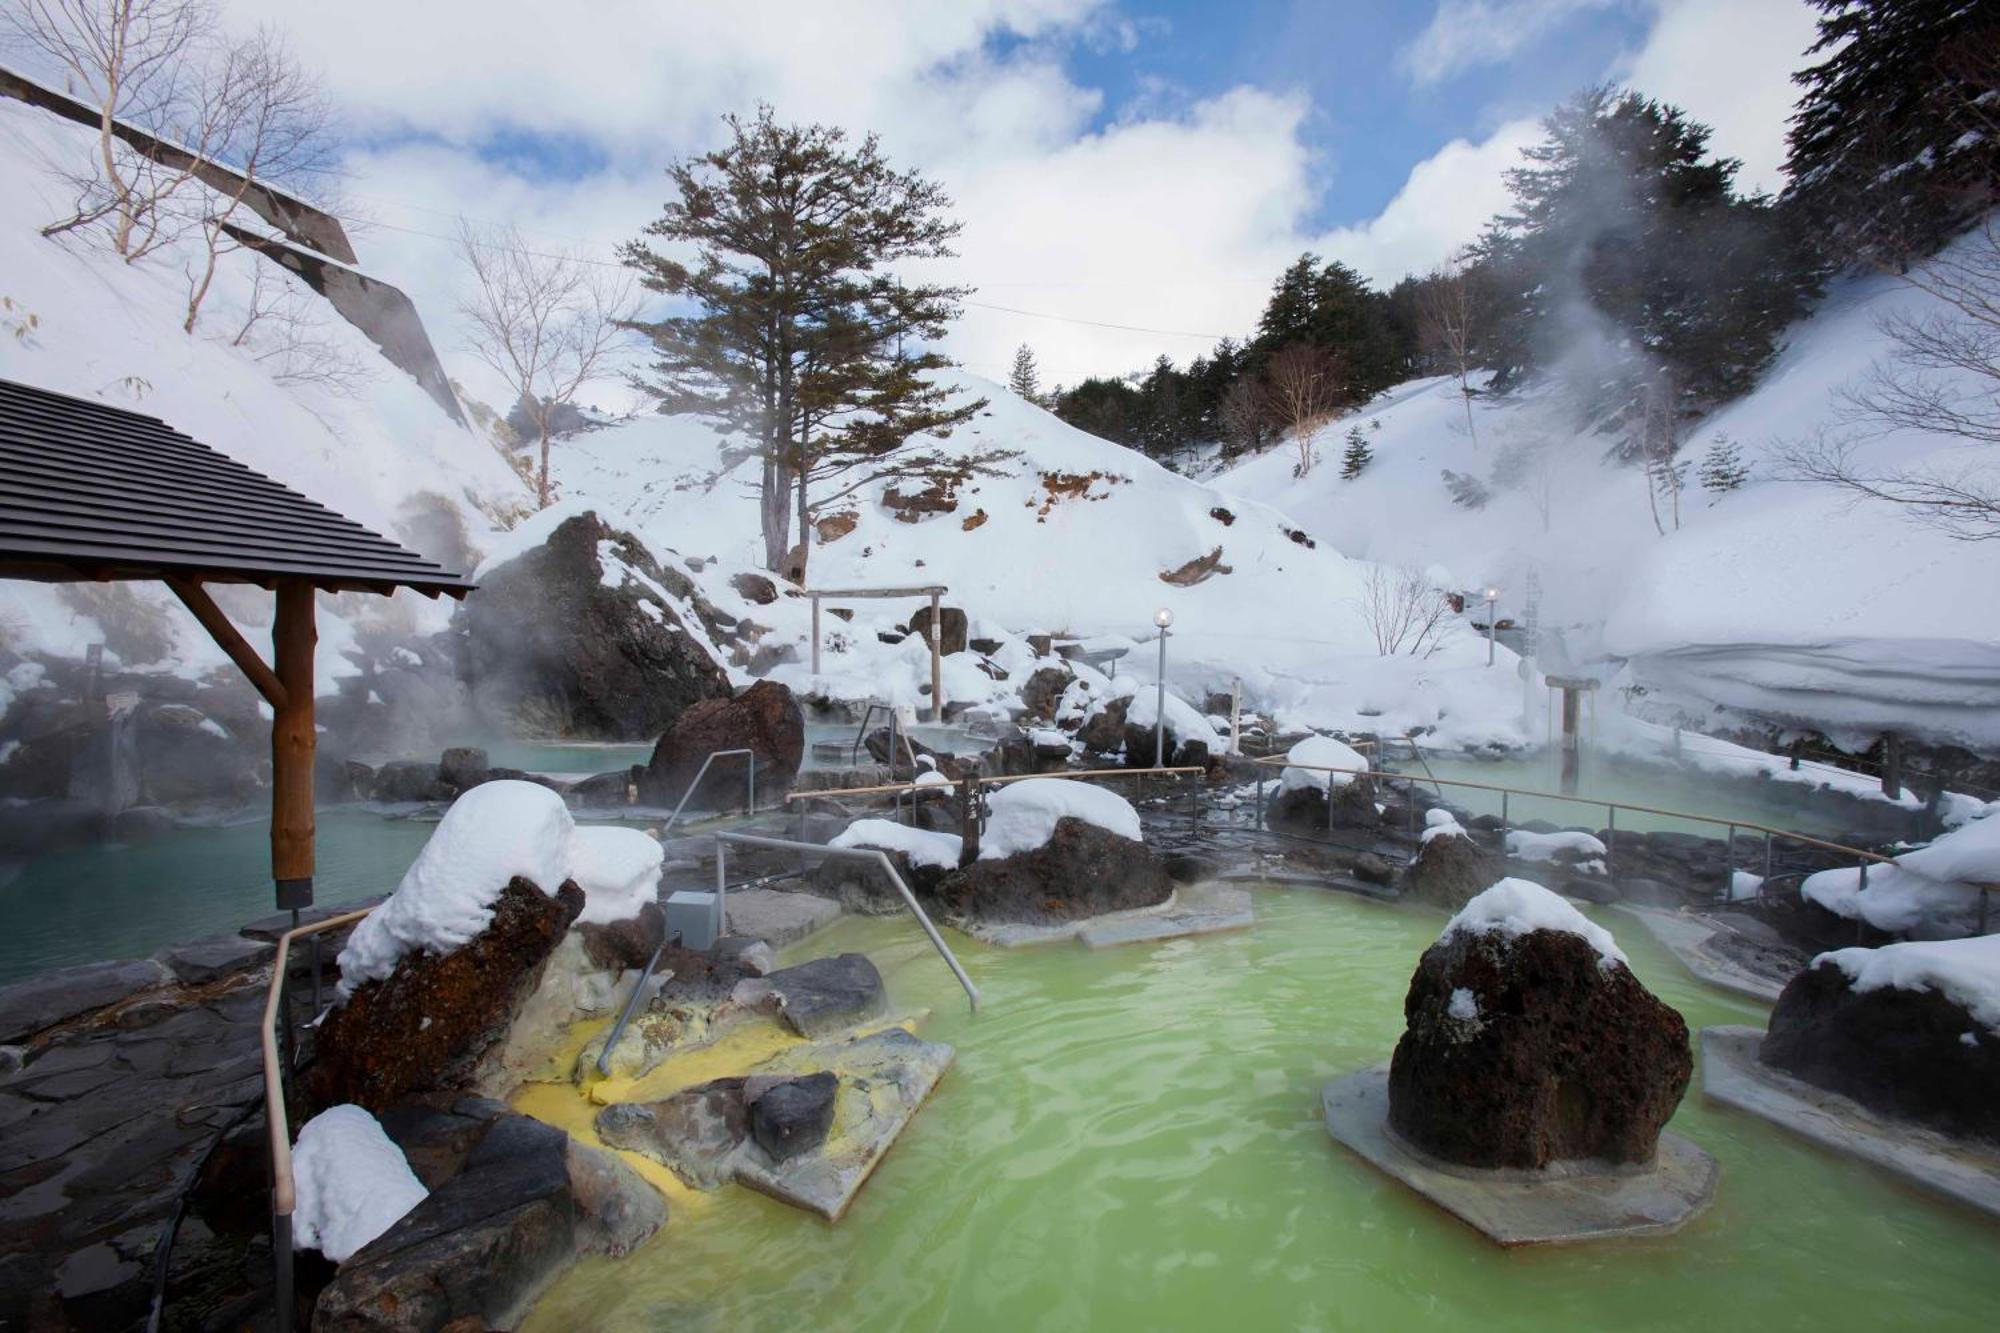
[521,886,1999,1332]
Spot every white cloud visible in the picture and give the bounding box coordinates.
[1612,0,1820,194]
[1315,119,1541,286]
[1400,0,1617,86]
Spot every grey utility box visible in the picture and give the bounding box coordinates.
[665,889,721,952]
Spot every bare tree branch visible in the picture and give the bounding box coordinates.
[1265,343,1344,477]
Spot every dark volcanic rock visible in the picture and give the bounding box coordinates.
[810,841,956,914]
[639,679,804,807]
[1020,666,1073,721]
[1387,927,1693,1170]
[730,572,779,605]
[576,903,666,972]
[933,817,1172,925]
[759,954,887,1038]
[595,1079,749,1189]
[316,1110,664,1332]
[748,1072,838,1162]
[1761,958,2000,1144]
[370,759,451,804]
[308,878,584,1113]
[1272,776,1379,830]
[1076,696,1131,756]
[438,747,491,793]
[1400,829,1498,910]
[456,511,732,740]
[905,604,968,657]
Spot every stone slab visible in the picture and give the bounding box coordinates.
[154,934,275,986]
[1080,883,1254,949]
[237,894,384,942]
[1700,1025,2000,1222]
[1322,1065,1718,1246]
[722,888,843,947]
[0,960,170,1044]
[1612,906,1783,1004]
[734,1027,953,1222]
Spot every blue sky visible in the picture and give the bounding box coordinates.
[213,0,1820,389]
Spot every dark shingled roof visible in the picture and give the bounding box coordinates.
[0,378,475,597]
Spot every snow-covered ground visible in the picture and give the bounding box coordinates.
[0,99,529,696]
[1215,249,2000,753]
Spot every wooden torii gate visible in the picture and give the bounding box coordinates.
[807,583,950,722]
[0,378,476,912]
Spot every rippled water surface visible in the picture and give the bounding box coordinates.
[521,886,2000,1332]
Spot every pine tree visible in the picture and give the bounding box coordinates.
[1008,344,1042,402]
[1785,0,2000,267]
[1340,425,1372,479]
[622,107,984,576]
[1441,469,1491,510]
[1698,435,1749,497]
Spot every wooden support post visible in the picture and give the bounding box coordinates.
[1559,686,1581,794]
[810,594,822,676]
[271,579,316,909]
[1881,732,1902,800]
[929,590,943,723]
[956,776,980,867]
[167,577,288,709]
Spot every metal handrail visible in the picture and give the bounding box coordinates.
[782,765,1205,804]
[658,747,757,834]
[259,905,377,1330]
[714,831,981,1013]
[595,937,673,1077]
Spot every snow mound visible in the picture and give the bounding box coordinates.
[337,781,575,994]
[1505,829,1609,862]
[1420,807,1468,843]
[979,778,1142,860]
[1119,675,1224,751]
[291,1104,428,1264]
[1802,813,1999,937]
[1442,877,1628,969]
[568,825,665,926]
[830,818,964,870]
[1279,734,1369,792]
[1816,935,2000,1035]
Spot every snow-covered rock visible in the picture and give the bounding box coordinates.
[338,781,576,994]
[291,1105,429,1264]
[1815,936,2000,1036]
[830,819,964,870]
[978,779,1142,860]
[1442,878,1628,969]
[568,826,664,927]
[1802,812,2000,937]
[1279,734,1370,792]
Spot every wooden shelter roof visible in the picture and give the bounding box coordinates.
[0,378,475,597]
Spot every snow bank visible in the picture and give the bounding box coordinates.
[830,818,964,870]
[1817,935,2000,1035]
[1897,812,2000,885]
[337,781,575,994]
[1505,829,1608,862]
[1279,734,1369,792]
[291,1105,428,1264]
[1119,675,1225,751]
[1442,878,1628,969]
[568,825,664,926]
[1802,813,1999,937]
[979,779,1142,859]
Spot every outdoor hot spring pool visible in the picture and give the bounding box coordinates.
[513,888,1999,1332]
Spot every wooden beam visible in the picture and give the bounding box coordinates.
[929,589,943,724]
[270,578,317,905]
[167,576,288,710]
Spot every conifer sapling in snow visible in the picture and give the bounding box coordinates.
[1698,435,1748,498]
[1008,344,1042,404]
[1340,424,1372,479]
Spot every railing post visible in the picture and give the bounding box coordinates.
[747,754,757,814]
[1256,776,1265,830]
[715,835,728,935]
[1405,777,1417,836]
[1764,830,1774,889]
[1500,790,1509,843]
[1606,805,1616,879]
[1724,822,1736,902]
[1856,860,1869,943]
[309,932,322,1019]
[272,1209,293,1331]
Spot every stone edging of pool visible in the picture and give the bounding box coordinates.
[1322,1065,1720,1246]
[1610,905,1785,1004]
[962,881,1254,949]
[1700,1025,2000,1223]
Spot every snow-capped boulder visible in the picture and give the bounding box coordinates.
[1387,879,1691,1170]
[814,818,964,914]
[457,510,732,740]
[1761,935,2000,1143]
[314,783,587,1110]
[1400,810,1499,909]
[1801,812,2000,939]
[639,678,804,807]
[930,779,1169,925]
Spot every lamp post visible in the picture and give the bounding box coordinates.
[1483,586,1500,667]
[1154,607,1174,768]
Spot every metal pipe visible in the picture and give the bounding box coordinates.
[1155,627,1168,768]
[659,747,757,834]
[596,937,672,1077]
[1724,822,1737,901]
[717,833,979,1011]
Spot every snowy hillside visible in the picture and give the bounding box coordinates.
[1217,248,2000,752]
[0,98,529,693]
[554,376,1535,747]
